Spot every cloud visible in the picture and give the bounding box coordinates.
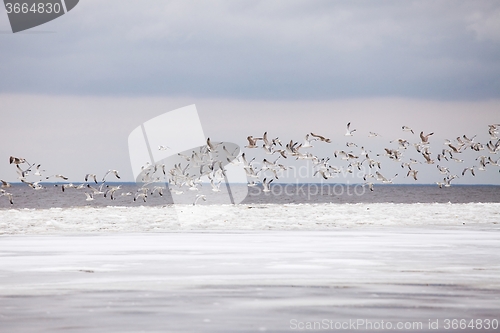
[466,4,500,42]
[0,0,499,99]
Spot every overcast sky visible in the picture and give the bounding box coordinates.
[1,1,499,184]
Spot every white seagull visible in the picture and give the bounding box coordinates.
[402,126,414,134]
[85,174,98,184]
[262,177,274,192]
[102,170,120,182]
[1,180,11,188]
[193,194,207,206]
[310,132,331,143]
[419,131,434,144]
[1,192,13,205]
[345,122,356,136]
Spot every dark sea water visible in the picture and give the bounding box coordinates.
[0,183,499,209]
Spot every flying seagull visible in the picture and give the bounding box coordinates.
[402,126,414,134]
[1,180,11,188]
[85,174,98,184]
[310,133,331,143]
[419,131,434,144]
[9,156,30,166]
[345,122,356,136]
[102,170,120,182]
[193,194,207,206]
[1,192,13,205]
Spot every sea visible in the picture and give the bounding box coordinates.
[1,183,499,209]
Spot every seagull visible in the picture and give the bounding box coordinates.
[390,138,409,149]
[301,134,316,148]
[85,174,98,184]
[134,192,147,202]
[9,156,30,166]
[444,175,458,187]
[193,194,207,206]
[401,162,412,170]
[476,155,489,170]
[262,132,274,151]
[493,140,500,152]
[419,131,434,144]
[1,192,13,205]
[262,178,273,192]
[15,165,28,179]
[245,136,262,148]
[375,171,398,183]
[150,186,165,196]
[61,183,76,192]
[104,185,122,200]
[314,169,331,180]
[437,165,450,174]
[359,146,370,157]
[1,180,11,188]
[210,178,222,192]
[310,132,331,143]
[402,126,414,134]
[444,140,462,153]
[247,180,260,187]
[102,170,120,182]
[407,169,418,181]
[421,150,434,164]
[33,164,45,177]
[84,192,94,201]
[158,145,170,151]
[462,167,476,177]
[245,165,260,179]
[345,122,356,136]
[87,183,106,195]
[46,174,69,181]
[488,156,499,166]
[488,124,499,139]
[368,132,381,137]
[21,179,44,190]
[206,138,221,152]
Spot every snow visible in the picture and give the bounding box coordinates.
[0,203,499,234]
[1,204,499,332]
[0,229,499,332]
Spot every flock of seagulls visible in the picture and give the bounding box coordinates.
[235,122,500,192]
[1,122,499,206]
[1,157,122,205]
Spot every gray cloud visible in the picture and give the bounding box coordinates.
[1,0,500,99]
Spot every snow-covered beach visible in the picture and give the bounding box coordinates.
[1,202,499,234]
[1,203,500,332]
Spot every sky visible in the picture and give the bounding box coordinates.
[1,0,499,184]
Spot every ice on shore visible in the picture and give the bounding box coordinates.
[0,229,499,332]
[0,202,499,234]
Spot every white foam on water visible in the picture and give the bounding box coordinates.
[0,202,499,234]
